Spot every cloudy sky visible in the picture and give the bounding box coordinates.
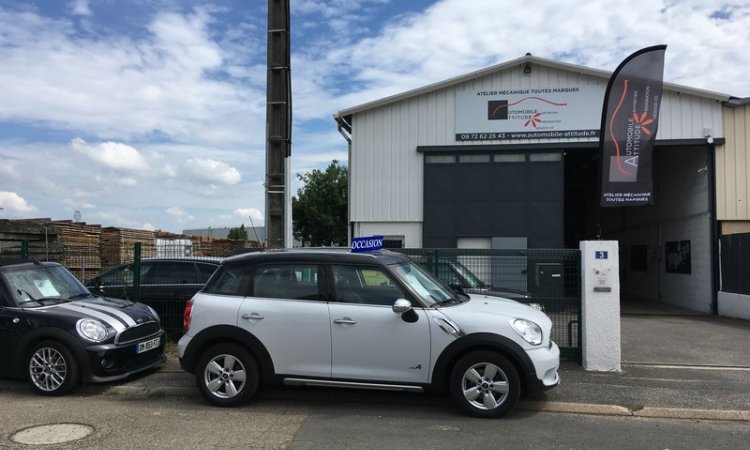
[1,0,748,233]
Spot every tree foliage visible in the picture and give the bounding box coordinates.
[292,160,348,246]
[228,223,248,240]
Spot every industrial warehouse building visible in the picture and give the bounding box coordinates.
[334,54,750,318]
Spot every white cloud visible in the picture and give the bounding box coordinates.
[71,138,148,172]
[184,157,241,185]
[166,206,195,223]
[295,0,750,121]
[234,208,263,222]
[142,223,157,231]
[0,160,20,181]
[117,177,138,187]
[0,191,37,212]
[0,8,265,145]
[69,0,92,17]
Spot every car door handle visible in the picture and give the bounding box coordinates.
[334,318,357,325]
[241,313,264,320]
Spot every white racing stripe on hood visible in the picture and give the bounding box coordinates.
[80,302,138,327]
[58,303,126,333]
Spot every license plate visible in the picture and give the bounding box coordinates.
[136,337,161,354]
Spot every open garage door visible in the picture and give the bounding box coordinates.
[601,145,714,313]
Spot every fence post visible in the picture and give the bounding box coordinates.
[133,242,142,303]
[21,240,29,259]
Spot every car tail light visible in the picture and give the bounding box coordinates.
[183,298,194,332]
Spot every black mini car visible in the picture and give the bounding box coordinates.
[0,258,165,395]
[86,258,220,338]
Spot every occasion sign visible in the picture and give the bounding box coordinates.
[455,85,602,141]
[351,235,384,253]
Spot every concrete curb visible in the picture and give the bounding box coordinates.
[634,407,750,422]
[102,385,196,398]
[520,401,750,422]
[3,379,748,423]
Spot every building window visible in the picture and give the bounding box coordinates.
[493,154,525,163]
[529,152,562,162]
[458,154,491,163]
[425,155,456,164]
[383,237,404,249]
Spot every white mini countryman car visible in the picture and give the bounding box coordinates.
[178,249,560,417]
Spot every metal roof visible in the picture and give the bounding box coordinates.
[727,97,750,107]
[334,54,732,124]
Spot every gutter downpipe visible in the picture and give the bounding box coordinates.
[708,138,719,315]
[335,114,353,245]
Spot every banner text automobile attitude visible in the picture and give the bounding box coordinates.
[600,45,667,207]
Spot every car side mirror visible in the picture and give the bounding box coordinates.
[392,299,418,323]
[392,299,412,314]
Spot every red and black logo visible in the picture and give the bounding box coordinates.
[488,100,508,120]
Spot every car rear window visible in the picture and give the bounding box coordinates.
[204,265,254,296]
[197,263,219,283]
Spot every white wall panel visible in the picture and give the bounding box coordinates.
[349,64,724,229]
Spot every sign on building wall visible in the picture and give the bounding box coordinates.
[455,85,602,141]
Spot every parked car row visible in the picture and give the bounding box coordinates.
[0,250,560,418]
[86,258,221,338]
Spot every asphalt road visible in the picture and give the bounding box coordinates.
[1,387,748,450]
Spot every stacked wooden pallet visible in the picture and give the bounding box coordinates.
[188,235,215,257]
[47,220,102,283]
[101,227,156,270]
[203,238,262,257]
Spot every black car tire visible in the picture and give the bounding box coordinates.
[27,340,80,396]
[196,343,260,407]
[449,351,520,418]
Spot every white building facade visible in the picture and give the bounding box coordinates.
[335,55,744,315]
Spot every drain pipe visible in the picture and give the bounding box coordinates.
[334,114,353,244]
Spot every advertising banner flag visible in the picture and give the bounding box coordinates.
[600,45,666,207]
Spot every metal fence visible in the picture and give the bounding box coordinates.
[396,248,582,361]
[2,240,581,360]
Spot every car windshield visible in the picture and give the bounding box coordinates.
[2,265,90,305]
[453,262,486,288]
[391,261,458,306]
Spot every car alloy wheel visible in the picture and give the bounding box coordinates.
[450,351,520,418]
[196,343,259,407]
[204,353,247,399]
[460,362,510,410]
[27,341,79,396]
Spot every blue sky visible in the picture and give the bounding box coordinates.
[1,0,748,233]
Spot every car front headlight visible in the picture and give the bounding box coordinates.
[77,318,108,342]
[146,306,161,322]
[511,319,543,345]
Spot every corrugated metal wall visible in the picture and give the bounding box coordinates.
[350,64,724,223]
[716,104,750,220]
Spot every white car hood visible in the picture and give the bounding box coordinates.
[440,293,552,333]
